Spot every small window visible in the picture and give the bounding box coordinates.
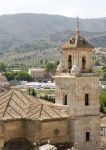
[63,95,67,105]
[85,94,89,106]
[86,132,90,141]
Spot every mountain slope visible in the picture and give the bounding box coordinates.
[0,13,105,65]
[0,14,106,42]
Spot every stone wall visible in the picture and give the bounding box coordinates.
[70,116,100,150]
[0,118,70,148]
[55,76,99,116]
[40,119,70,144]
[4,120,25,142]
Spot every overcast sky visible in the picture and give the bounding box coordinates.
[0,0,105,18]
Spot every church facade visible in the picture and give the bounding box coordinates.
[0,19,100,150]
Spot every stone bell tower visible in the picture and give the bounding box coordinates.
[54,18,100,150]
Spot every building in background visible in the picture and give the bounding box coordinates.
[28,68,46,81]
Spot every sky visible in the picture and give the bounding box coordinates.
[0,0,105,18]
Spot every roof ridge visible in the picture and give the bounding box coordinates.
[22,101,29,118]
[41,105,54,118]
[2,89,14,117]
[39,104,43,118]
[48,106,62,118]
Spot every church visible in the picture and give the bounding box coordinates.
[0,19,100,150]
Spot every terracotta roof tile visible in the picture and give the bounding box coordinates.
[0,89,69,120]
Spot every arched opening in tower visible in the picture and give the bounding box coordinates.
[82,56,86,70]
[68,55,72,70]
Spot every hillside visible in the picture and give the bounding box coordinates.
[0,13,105,65]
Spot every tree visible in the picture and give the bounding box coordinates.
[0,62,6,72]
[3,72,15,80]
[40,59,43,64]
[103,72,106,81]
[95,60,100,66]
[15,71,32,81]
[31,89,36,97]
[3,70,32,81]
[99,91,106,113]
[44,61,59,75]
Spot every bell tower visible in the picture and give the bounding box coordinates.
[54,18,100,150]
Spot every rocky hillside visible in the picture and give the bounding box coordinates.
[0,13,105,65]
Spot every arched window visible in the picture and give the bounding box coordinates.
[63,95,67,105]
[82,56,86,69]
[68,55,72,70]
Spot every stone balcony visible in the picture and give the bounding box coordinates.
[55,71,99,78]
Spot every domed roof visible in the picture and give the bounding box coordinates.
[62,34,94,49]
[62,18,94,49]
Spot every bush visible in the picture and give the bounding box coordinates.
[3,70,32,81]
[31,89,36,97]
[99,91,106,113]
[0,62,6,72]
[40,94,55,103]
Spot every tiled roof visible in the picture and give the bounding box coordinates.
[0,89,69,120]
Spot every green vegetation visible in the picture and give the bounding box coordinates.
[27,88,37,97]
[40,94,55,103]
[103,72,106,81]
[1,61,59,81]
[3,70,32,81]
[31,89,37,97]
[27,88,55,103]
[99,91,106,113]
[44,61,59,74]
[100,66,106,81]
[0,62,6,72]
